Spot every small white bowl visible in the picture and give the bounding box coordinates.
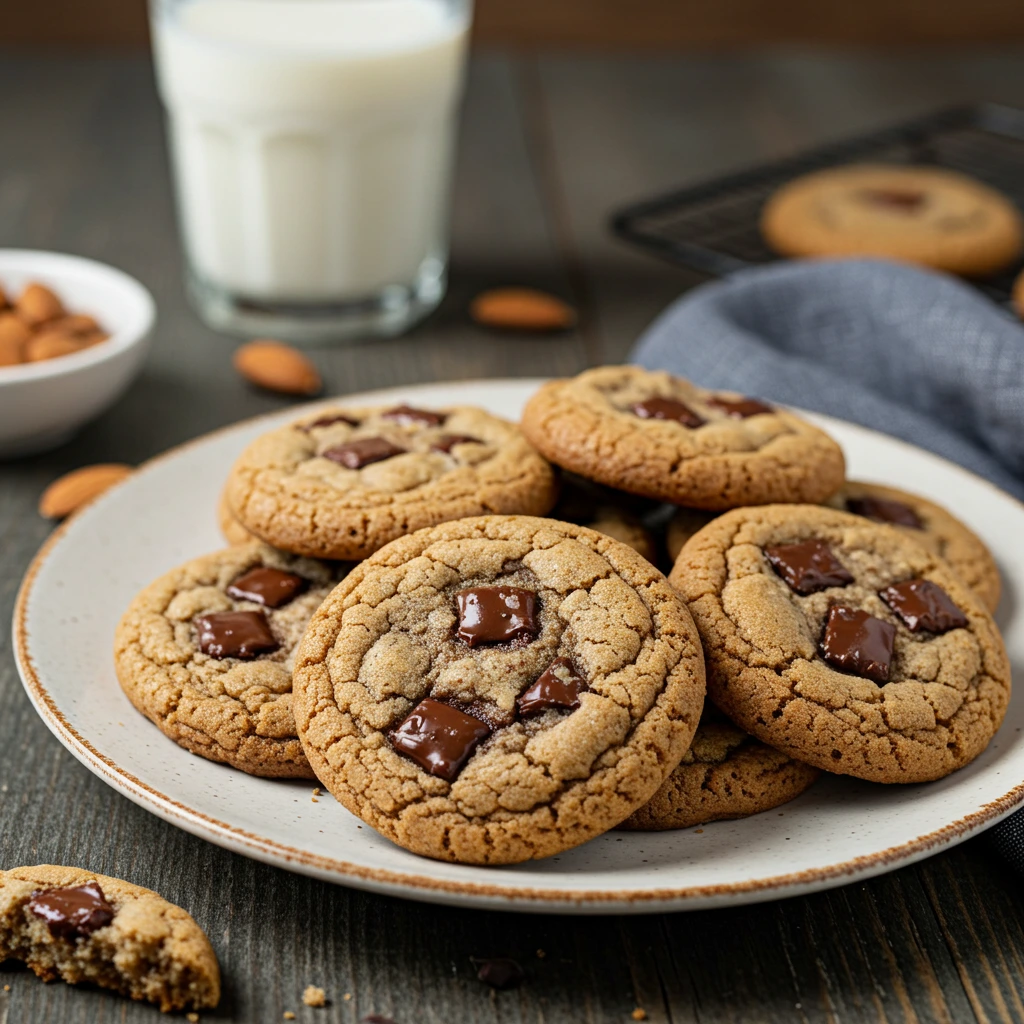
[0,250,155,458]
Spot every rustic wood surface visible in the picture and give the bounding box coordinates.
[3,48,1024,1023]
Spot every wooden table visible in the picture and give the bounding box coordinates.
[3,47,1024,1024]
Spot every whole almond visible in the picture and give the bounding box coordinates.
[26,329,88,362]
[0,312,29,365]
[17,282,65,326]
[234,339,322,396]
[56,313,103,336]
[470,288,576,332]
[39,463,133,519]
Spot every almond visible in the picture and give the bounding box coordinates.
[25,329,88,362]
[233,339,322,396]
[56,313,103,336]
[470,288,576,332]
[0,311,31,348]
[39,463,133,519]
[17,282,65,326]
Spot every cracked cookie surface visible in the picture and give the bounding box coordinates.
[620,709,820,830]
[520,366,845,509]
[671,505,1010,783]
[115,541,349,778]
[294,515,706,864]
[0,865,219,1012]
[667,480,1001,613]
[225,404,558,560]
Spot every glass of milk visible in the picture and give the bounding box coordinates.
[150,0,471,342]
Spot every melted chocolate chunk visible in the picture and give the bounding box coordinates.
[195,610,279,659]
[381,404,445,427]
[765,539,854,595]
[455,587,539,647]
[27,882,115,942]
[859,187,927,212]
[706,395,774,418]
[389,698,491,781]
[226,566,307,609]
[631,397,704,428]
[880,579,968,634]
[517,657,586,717]
[820,605,896,683]
[845,496,924,530]
[323,437,405,469]
[472,957,525,990]
[430,433,482,453]
[301,413,359,431]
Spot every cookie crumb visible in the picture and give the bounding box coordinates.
[631,1010,647,1021]
[694,829,703,834]
[3,984,9,992]
[284,1013,296,1020]
[312,797,319,803]
[536,949,546,958]
[304,985,327,1007]
[186,1015,199,1023]
[312,787,321,796]
[344,993,353,1001]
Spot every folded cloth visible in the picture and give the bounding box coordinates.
[631,258,1024,500]
[629,256,1024,866]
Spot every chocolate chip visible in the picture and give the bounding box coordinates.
[765,540,854,595]
[455,587,539,647]
[845,496,924,530]
[226,566,307,609]
[518,657,587,718]
[301,413,359,431]
[706,396,774,418]
[27,882,115,942]
[389,698,491,782]
[472,957,525,990]
[322,437,405,469]
[195,610,279,659]
[820,606,896,683]
[381,404,445,427]
[431,434,482,453]
[879,579,968,634]
[631,397,704,428]
[859,188,927,212]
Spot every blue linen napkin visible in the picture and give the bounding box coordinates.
[629,257,1024,869]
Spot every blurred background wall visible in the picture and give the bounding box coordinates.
[5,0,1024,47]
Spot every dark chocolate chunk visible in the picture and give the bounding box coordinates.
[859,188,927,212]
[820,605,896,683]
[706,395,774,418]
[389,698,491,782]
[381,404,445,427]
[765,539,854,595]
[518,657,586,717]
[472,957,525,990]
[880,579,968,634]
[195,610,279,660]
[631,397,704,428]
[27,882,115,942]
[301,413,359,431]
[430,433,482,453]
[226,566,307,609]
[845,496,924,530]
[322,437,405,469]
[455,587,539,647]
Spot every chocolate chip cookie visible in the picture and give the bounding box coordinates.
[225,404,558,560]
[115,541,349,778]
[0,865,219,1012]
[218,487,255,545]
[619,708,820,830]
[520,366,845,509]
[762,164,1023,276]
[671,505,1010,783]
[294,515,706,864]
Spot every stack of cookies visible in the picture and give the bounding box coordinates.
[114,369,1011,866]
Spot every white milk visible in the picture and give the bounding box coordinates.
[153,0,469,304]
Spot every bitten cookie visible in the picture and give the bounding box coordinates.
[115,541,349,778]
[761,164,1023,276]
[225,404,558,560]
[619,709,820,831]
[294,515,706,865]
[520,366,845,509]
[0,865,219,1012]
[671,505,1010,783]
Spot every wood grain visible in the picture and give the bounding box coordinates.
[2,46,1024,1024]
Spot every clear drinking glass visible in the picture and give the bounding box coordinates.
[149,0,471,343]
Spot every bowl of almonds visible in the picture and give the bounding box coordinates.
[0,250,155,457]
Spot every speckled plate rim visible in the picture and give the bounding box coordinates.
[13,378,1024,915]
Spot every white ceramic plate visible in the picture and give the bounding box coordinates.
[14,379,1024,914]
